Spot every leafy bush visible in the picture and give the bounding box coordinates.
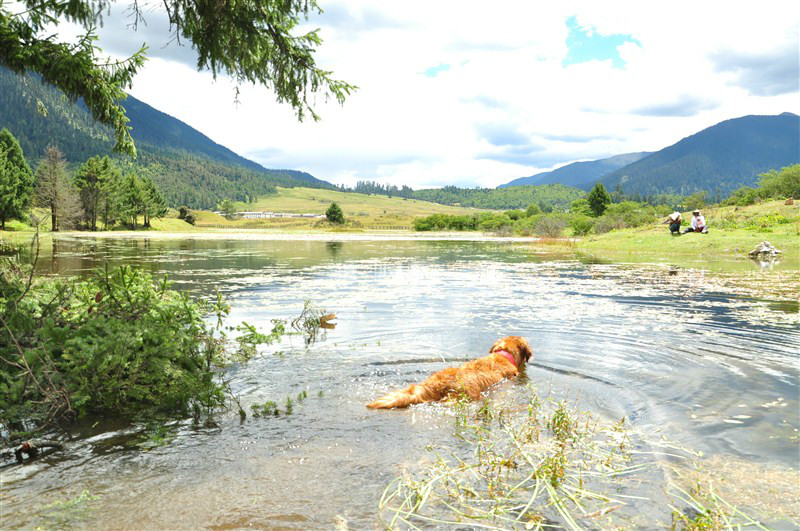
[413,214,477,231]
[525,203,542,217]
[723,186,759,206]
[184,212,196,225]
[569,215,594,236]
[569,198,593,217]
[476,212,512,231]
[757,164,800,199]
[506,209,524,220]
[0,255,282,435]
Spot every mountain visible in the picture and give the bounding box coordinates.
[601,113,800,196]
[0,68,333,209]
[499,152,651,189]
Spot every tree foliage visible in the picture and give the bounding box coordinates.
[218,198,238,220]
[586,183,612,216]
[757,164,800,199]
[0,128,34,229]
[0,0,354,155]
[74,156,113,230]
[34,146,82,231]
[341,181,584,211]
[325,202,344,224]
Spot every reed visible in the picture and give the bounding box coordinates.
[379,386,769,530]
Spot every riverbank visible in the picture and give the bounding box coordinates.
[2,201,797,265]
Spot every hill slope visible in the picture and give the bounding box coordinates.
[0,68,331,208]
[602,113,799,196]
[500,152,651,189]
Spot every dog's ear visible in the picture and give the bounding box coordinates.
[489,338,506,353]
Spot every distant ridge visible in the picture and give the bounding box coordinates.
[0,67,333,208]
[601,113,800,196]
[499,152,651,189]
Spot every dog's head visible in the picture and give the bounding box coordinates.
[489,336,533,367]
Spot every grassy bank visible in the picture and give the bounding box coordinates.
[575,201,799,258]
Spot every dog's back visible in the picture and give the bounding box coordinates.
[367,336,532,409]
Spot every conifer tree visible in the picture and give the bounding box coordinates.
[34,146,82,231]
[74,156,112,230]
[586,183,612,217]
[325,202,345,224]
[0,128,34,230]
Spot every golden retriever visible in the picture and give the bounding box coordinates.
[367,336,532,409]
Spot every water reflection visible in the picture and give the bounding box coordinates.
[1,235,798,530]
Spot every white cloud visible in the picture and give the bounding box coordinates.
[50,0,800,188]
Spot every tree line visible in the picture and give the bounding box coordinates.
[338,181,585,211]
[1,128,167,231]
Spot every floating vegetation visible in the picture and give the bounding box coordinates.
[40,490,100,529]
[291,300,333,346]
[250,400,279,418]
[248,389,317,419]
[379,386,773,530]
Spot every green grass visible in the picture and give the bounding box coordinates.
[213,187,488,229]
[576,201,799,260]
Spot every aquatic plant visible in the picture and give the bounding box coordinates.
[379,386,770,530]
[291,300,329,346]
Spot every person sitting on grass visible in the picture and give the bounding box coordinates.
[684,210,708,233]
[663,211,682,235]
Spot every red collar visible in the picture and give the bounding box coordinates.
[495,349,517,368]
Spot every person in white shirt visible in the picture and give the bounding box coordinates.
[684,210,708,233]
[663,211,682,235]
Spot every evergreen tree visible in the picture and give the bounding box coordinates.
[74,155,112,230]
[586,183,612,216]
[0,0,354,155]
[118,172,145,229]
[0,128,34,229]
[34,146,82,231]
[325,202,345,224]
[141,177,168,228]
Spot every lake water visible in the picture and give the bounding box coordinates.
[2,235,798,529]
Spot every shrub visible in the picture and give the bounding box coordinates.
[569,215,594,236]
[478,215,511,231]
[534,215,567,237]
[525,203,542,217]
[0,257,283,434]
[723,186,759,206]
[506,209,524,221]
[184,212,196,225]
[593,215,627,234]
[569,198,593,217]
[178,206,189,219]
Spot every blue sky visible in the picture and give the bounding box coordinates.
[563,16,641,68]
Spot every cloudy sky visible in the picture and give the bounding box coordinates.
[66,1,800,188]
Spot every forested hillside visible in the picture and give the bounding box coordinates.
[500,152,651,189]
[342,181,585,211]
[0,68,332,209]
[601,113,799,196]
